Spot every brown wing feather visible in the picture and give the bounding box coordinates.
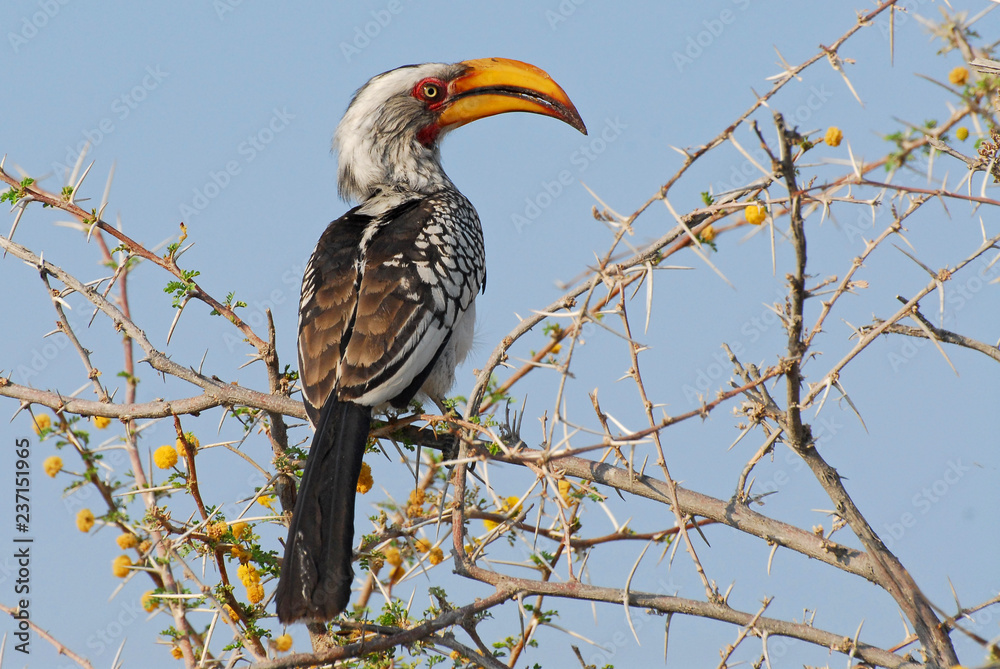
[298,208,368,425]
[298,193,483,419]
[336,198,452,403]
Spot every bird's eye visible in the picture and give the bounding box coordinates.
[414,78,446,103]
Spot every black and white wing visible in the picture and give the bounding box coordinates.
[297,190,484,423]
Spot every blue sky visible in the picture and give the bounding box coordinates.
[2,1,999,667]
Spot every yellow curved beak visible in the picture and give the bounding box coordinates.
[438,58,587,135]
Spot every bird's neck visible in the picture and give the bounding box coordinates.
[337,133,455,203]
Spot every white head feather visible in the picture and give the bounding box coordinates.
[333,62,464,203]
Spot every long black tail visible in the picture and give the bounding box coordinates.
[276,398,371,623]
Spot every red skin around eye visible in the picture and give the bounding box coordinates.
[412,77,448,106]
[414,77,449,146]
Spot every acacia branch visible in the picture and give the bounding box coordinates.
[0,166,267,352]
[250,590,512,669]
[456,564,918,669]
[485,447,877,581]
[775,111,957,667]
[0,375,306,421]
[803,232,1000,407]
[869,320,1000,363]
[0,603,95,669]
[622,0,903,224]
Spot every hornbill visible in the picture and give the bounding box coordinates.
[276,58,586,623]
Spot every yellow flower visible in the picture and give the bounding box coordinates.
[237,563,260,587]
[429,547,444,566]
[450,650,462,661]
[956,126,969,141]
[92,415,111,429]
[558,479,578,506]
[230,522,249,540]
[32,413,51,435]
[117,533,139,550]
[76,508,95,532]
[383,545,402,567]
[744,203,767,226]
[275,634,293,652]
[389,564,406,585]
[139,539,152,554]
[175,433,199,458]
[356,461,373,494]
[414,538,432,554]
[153,445,178,469]
[112,554,133,578]
[257,495,276,511]
[231,545,250,562]
[43,455,63,477]
[206,521,228,541]
[824,126,843,147]
[406,488,426,516]
[246,582,264,604]
[484,496,522,531]
[949,66,969,86]
[700,224,716,243]
[171,646,183,659]
[141,591,158,612]
[223,604,239,621]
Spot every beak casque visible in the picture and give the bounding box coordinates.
[437,57,587,135]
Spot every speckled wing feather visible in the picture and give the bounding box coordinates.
[297,190,484,423]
